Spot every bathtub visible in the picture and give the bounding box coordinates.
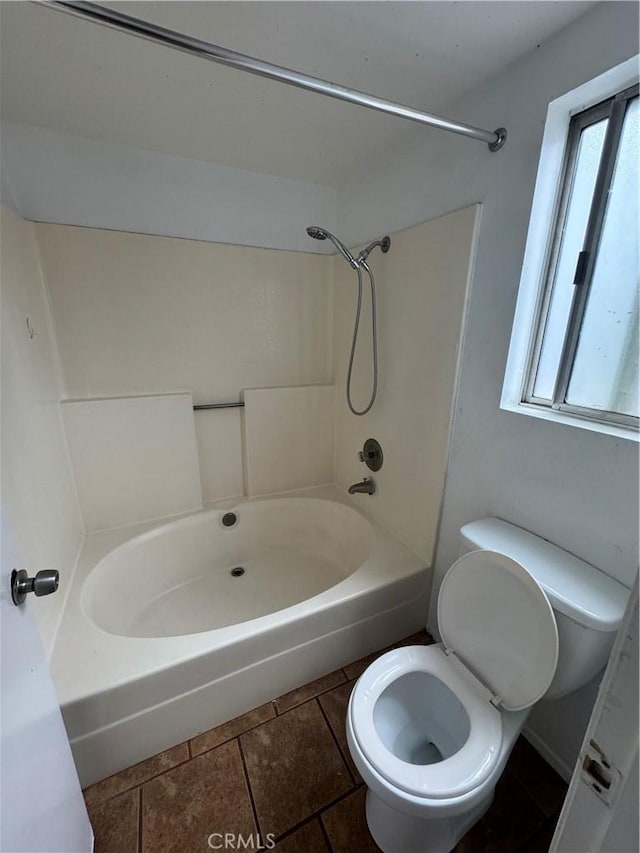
[51,485,428,786]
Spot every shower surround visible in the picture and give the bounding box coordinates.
[37,203,479,556]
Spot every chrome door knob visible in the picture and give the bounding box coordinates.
[11,569,59,606]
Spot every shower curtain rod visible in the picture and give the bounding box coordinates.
[34,0,507,152]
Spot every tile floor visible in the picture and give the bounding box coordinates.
[84,630,568,852]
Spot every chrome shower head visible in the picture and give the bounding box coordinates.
[306,227,328,241]
[306,226,359,269]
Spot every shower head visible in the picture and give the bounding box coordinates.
[306,227,328,241]
[306,226,359,269]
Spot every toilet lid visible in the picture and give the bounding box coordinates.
[438,550,559,712]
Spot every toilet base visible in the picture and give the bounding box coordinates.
[365,787,494,853]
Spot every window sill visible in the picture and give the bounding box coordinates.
[501,400,639,443]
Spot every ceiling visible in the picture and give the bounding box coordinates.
[1,2,595,186]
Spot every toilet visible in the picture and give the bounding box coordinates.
[346,517,629,853]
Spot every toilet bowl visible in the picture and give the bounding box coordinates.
[347,548,558,853]
[346,649,528,851]
[346,520,629,853]
[349,646,501,807]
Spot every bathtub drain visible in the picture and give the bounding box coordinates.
[230,567,245,577]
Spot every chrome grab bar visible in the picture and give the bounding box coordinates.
[193,401,245,410]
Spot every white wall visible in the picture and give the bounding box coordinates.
[336,1,639,776]
[1,123,337,254]
[36,224,334,502]
[334,206,479,561]
[0,206,84,656]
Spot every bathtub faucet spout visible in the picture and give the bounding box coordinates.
[348,477,376,496]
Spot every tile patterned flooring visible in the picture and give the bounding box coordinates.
[84,631,568,852]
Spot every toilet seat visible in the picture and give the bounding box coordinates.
[349,645,502,800]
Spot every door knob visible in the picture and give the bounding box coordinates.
[11,569,59,606]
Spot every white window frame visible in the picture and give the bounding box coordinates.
[502,57,639,442]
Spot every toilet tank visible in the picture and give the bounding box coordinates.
[459,518,629,700]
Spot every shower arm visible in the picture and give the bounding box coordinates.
[33,0,507,152]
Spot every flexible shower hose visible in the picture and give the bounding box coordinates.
[346,261,378,416]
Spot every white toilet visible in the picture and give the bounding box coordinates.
[346,517,628,853]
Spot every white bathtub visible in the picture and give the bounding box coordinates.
[52,485,428,786]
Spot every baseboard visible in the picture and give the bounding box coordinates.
[523,725,574,783]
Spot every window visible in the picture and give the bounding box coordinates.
[526,86,638,428]
[503,59,639,439]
